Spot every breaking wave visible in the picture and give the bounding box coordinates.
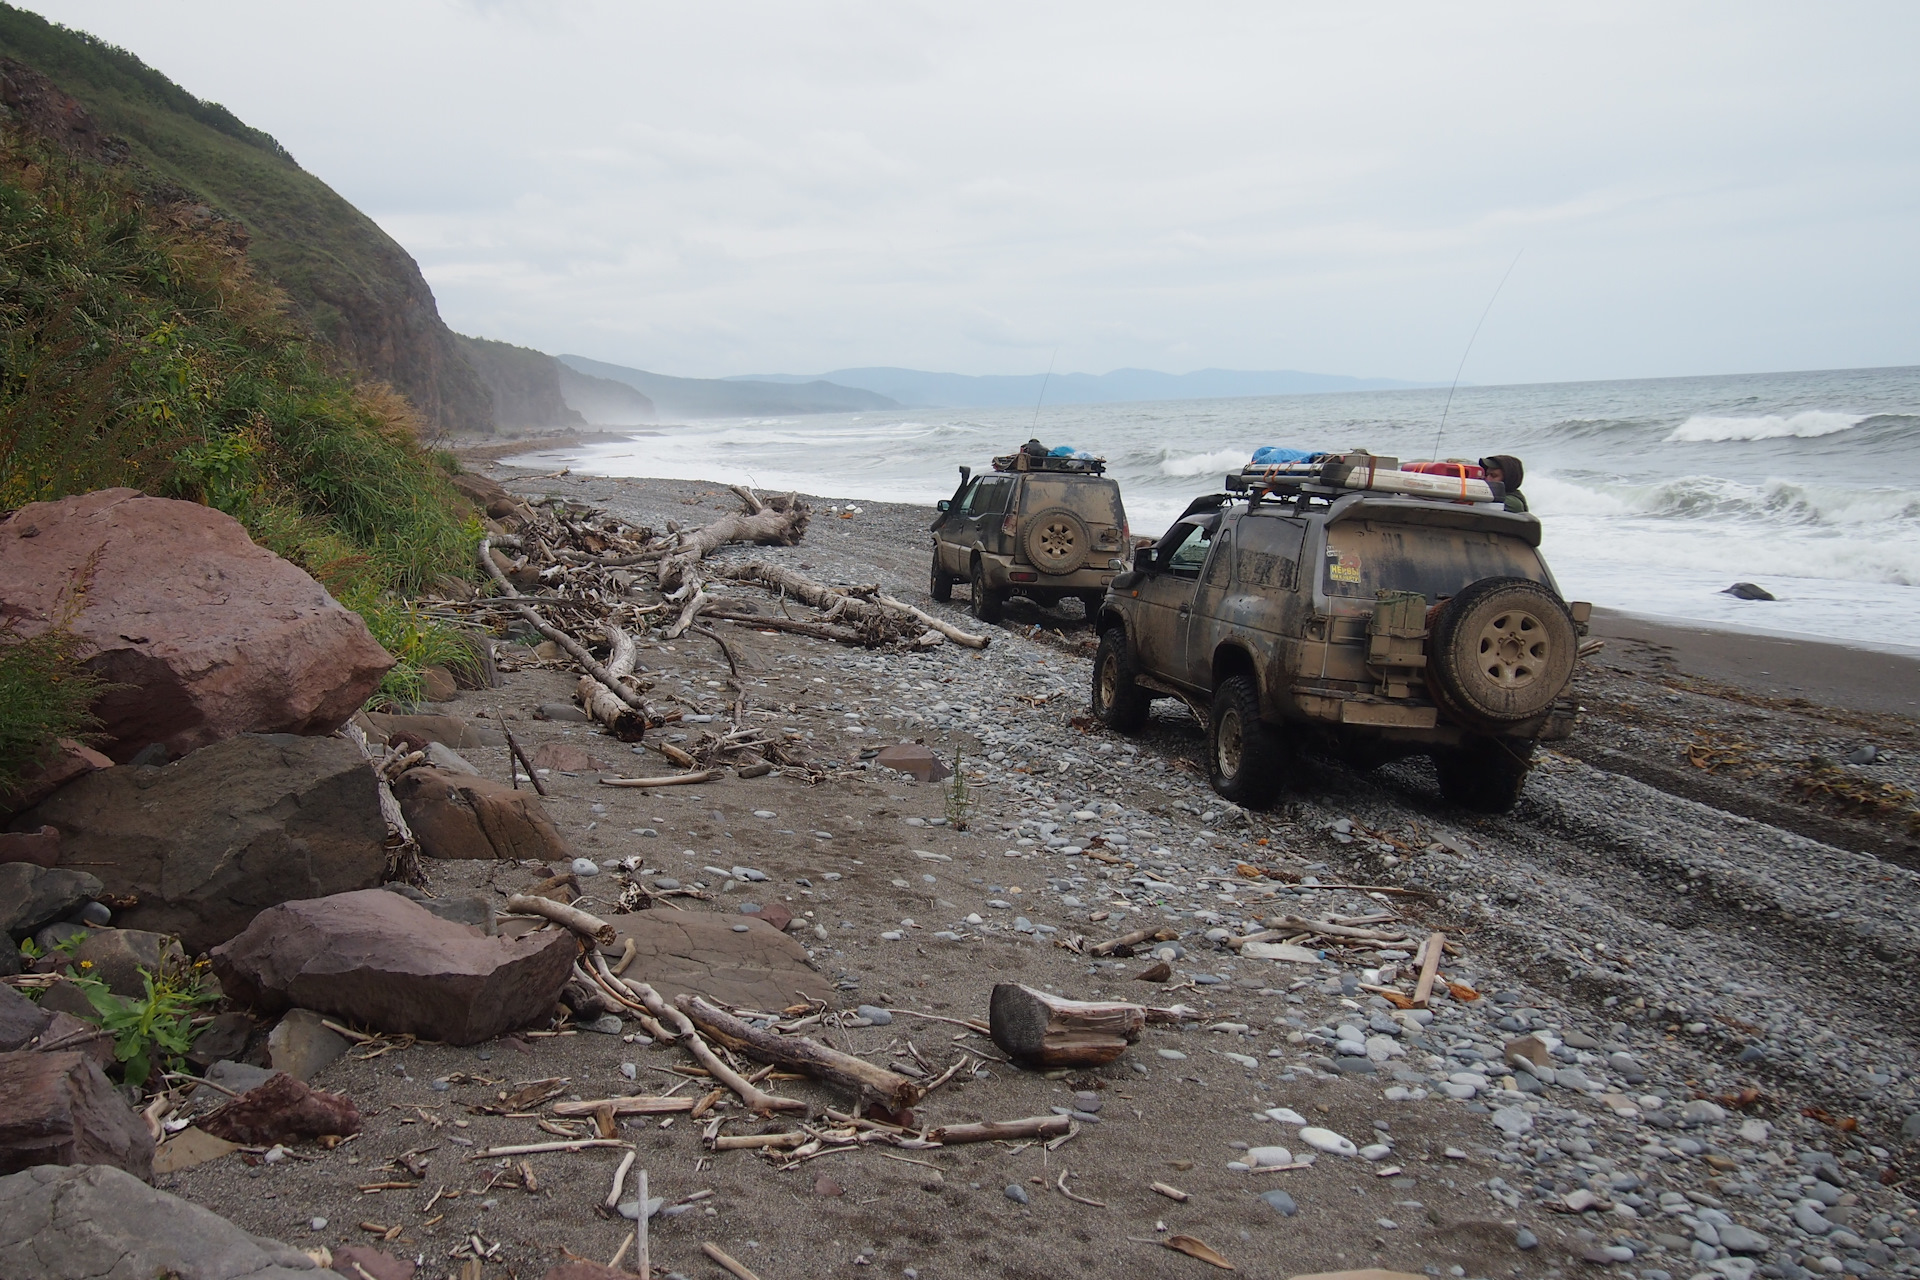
[1157,447,1255,477]
[1665,410,1867,443]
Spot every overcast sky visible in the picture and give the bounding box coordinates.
[21,1,1920,383]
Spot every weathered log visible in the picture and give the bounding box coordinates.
[657,489,810,592]
[614,981,805,1114]
[503,894,616,945]
[988,983,1146,1068]
[553,1096,696,1118]
[873,591,990,649]
[1087,926,1178,958]
[705,611,868,646]
[600,769,723,788]
[925,1115,1072,1144]
[575,624,647,740]
[1258,914,1411,943]
[677,995,925,1114]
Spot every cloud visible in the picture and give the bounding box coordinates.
[20,0,1920,381]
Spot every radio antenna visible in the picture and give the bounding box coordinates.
[1030,347,1058,434]
[1432,248,1523,459]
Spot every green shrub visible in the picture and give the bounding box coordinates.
[0,621,111,796]
[0,129,481,735]
[69,963,216,1089]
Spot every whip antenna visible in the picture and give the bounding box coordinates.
[1030,347,1058,434]
[1432,248,1523,459]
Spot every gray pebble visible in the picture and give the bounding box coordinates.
[77,901,111,927]
[1004,1183,1029,1205]
[586,1014,624,1035]
[857,1005,893,1025]
[1259,1189,1297,1216]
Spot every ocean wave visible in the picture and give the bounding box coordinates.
[1157,447,1254,477]
[1664,410,1867,443]
[1530,472,1920,528]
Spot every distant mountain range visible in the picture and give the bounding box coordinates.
[727,366,1432,408]
[558,355,897,418]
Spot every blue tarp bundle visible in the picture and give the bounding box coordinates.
[1249,446,1318,465]
[1048,445,1100,460]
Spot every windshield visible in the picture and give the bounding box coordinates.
[1322,521,1550,603]
[1024,477,1124,528]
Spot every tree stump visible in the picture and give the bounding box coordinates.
[988,983,1145,1068]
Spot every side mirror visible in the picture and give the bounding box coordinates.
[1133,545,1158,572]
[936,499,951,512]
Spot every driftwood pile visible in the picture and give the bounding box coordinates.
[416,483,987,778]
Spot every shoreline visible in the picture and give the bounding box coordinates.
[475,447,1920,716]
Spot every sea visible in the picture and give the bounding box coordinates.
[521,364,1920,652]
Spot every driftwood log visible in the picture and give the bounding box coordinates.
[574,624,647,740]
[678,995,925,1115]
[989,983,1146,1068]
[1087,926,1178,959]
[658,486,810,592]
[503,894,616,946]
[926,1115,1072,1144]
[478,537,650,715]
[610,981,805,1114]
[1259,914,1410,943]
[709,561,988,648]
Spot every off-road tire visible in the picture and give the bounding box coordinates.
[970,561,1006,624]
[1207,673,1284,808]
[929,554,953,603]
[1091,628,1151,733]
[1433,736,1535,813]
[1428,576,1576,730]
[1021,507,1090,576]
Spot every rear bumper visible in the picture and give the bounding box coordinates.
[977,552,1123,592]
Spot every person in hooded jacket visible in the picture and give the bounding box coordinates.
[1479,454,1528,513]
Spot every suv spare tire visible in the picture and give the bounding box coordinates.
[1021,507,1090,575]
[1427,576,1576,729]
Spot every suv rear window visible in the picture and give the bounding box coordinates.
[1322,521,1549,603]
[1023,477,1124,529]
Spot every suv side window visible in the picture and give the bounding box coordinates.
[966,477,1013,516]
[1165,522,1214,578]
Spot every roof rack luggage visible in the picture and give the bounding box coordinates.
[991,451,1106,474]
[1226,451,1500,504]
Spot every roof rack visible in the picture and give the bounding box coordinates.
[991,451,1106,475]
[1226,452,1499,505]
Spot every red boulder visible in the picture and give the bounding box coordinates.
[0,489,393,762]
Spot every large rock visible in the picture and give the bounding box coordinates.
[0,987,111,1067]
[16,734,387,952]
[211,890,576,1045]
[0,1163,318,1278]
[595,913,834,1011]
[0,488,393,762]
[392,766,570,861]
[0,1051,154,1179]
[0,865,102,942]
[0,826,61,868]
[0,741,113,818]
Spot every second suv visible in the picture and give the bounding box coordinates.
[930,447,1130,624]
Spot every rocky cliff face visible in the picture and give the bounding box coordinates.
[0,8,495,436]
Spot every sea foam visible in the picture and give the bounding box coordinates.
[1665,410,1867,443]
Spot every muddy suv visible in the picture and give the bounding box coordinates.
[930,448,1130,624]
[1090,453,1589,812]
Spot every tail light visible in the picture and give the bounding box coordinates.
[1000,513,1018,536]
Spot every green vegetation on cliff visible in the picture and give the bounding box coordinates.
[0,3,494,434]
[0,127,479,721]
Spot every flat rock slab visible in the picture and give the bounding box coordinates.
[0,1051,153,1179]
[0,1163,318,1278]
[211,889,576,1046]
[0,741,114,818]
[393,767,570,862]
[20,734,387,953]
[596,912,832,1010]
[0,488,391,762]
[873,743,951,782]
[531,743,607,772]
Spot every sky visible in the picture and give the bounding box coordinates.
[19,1,1920,384]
